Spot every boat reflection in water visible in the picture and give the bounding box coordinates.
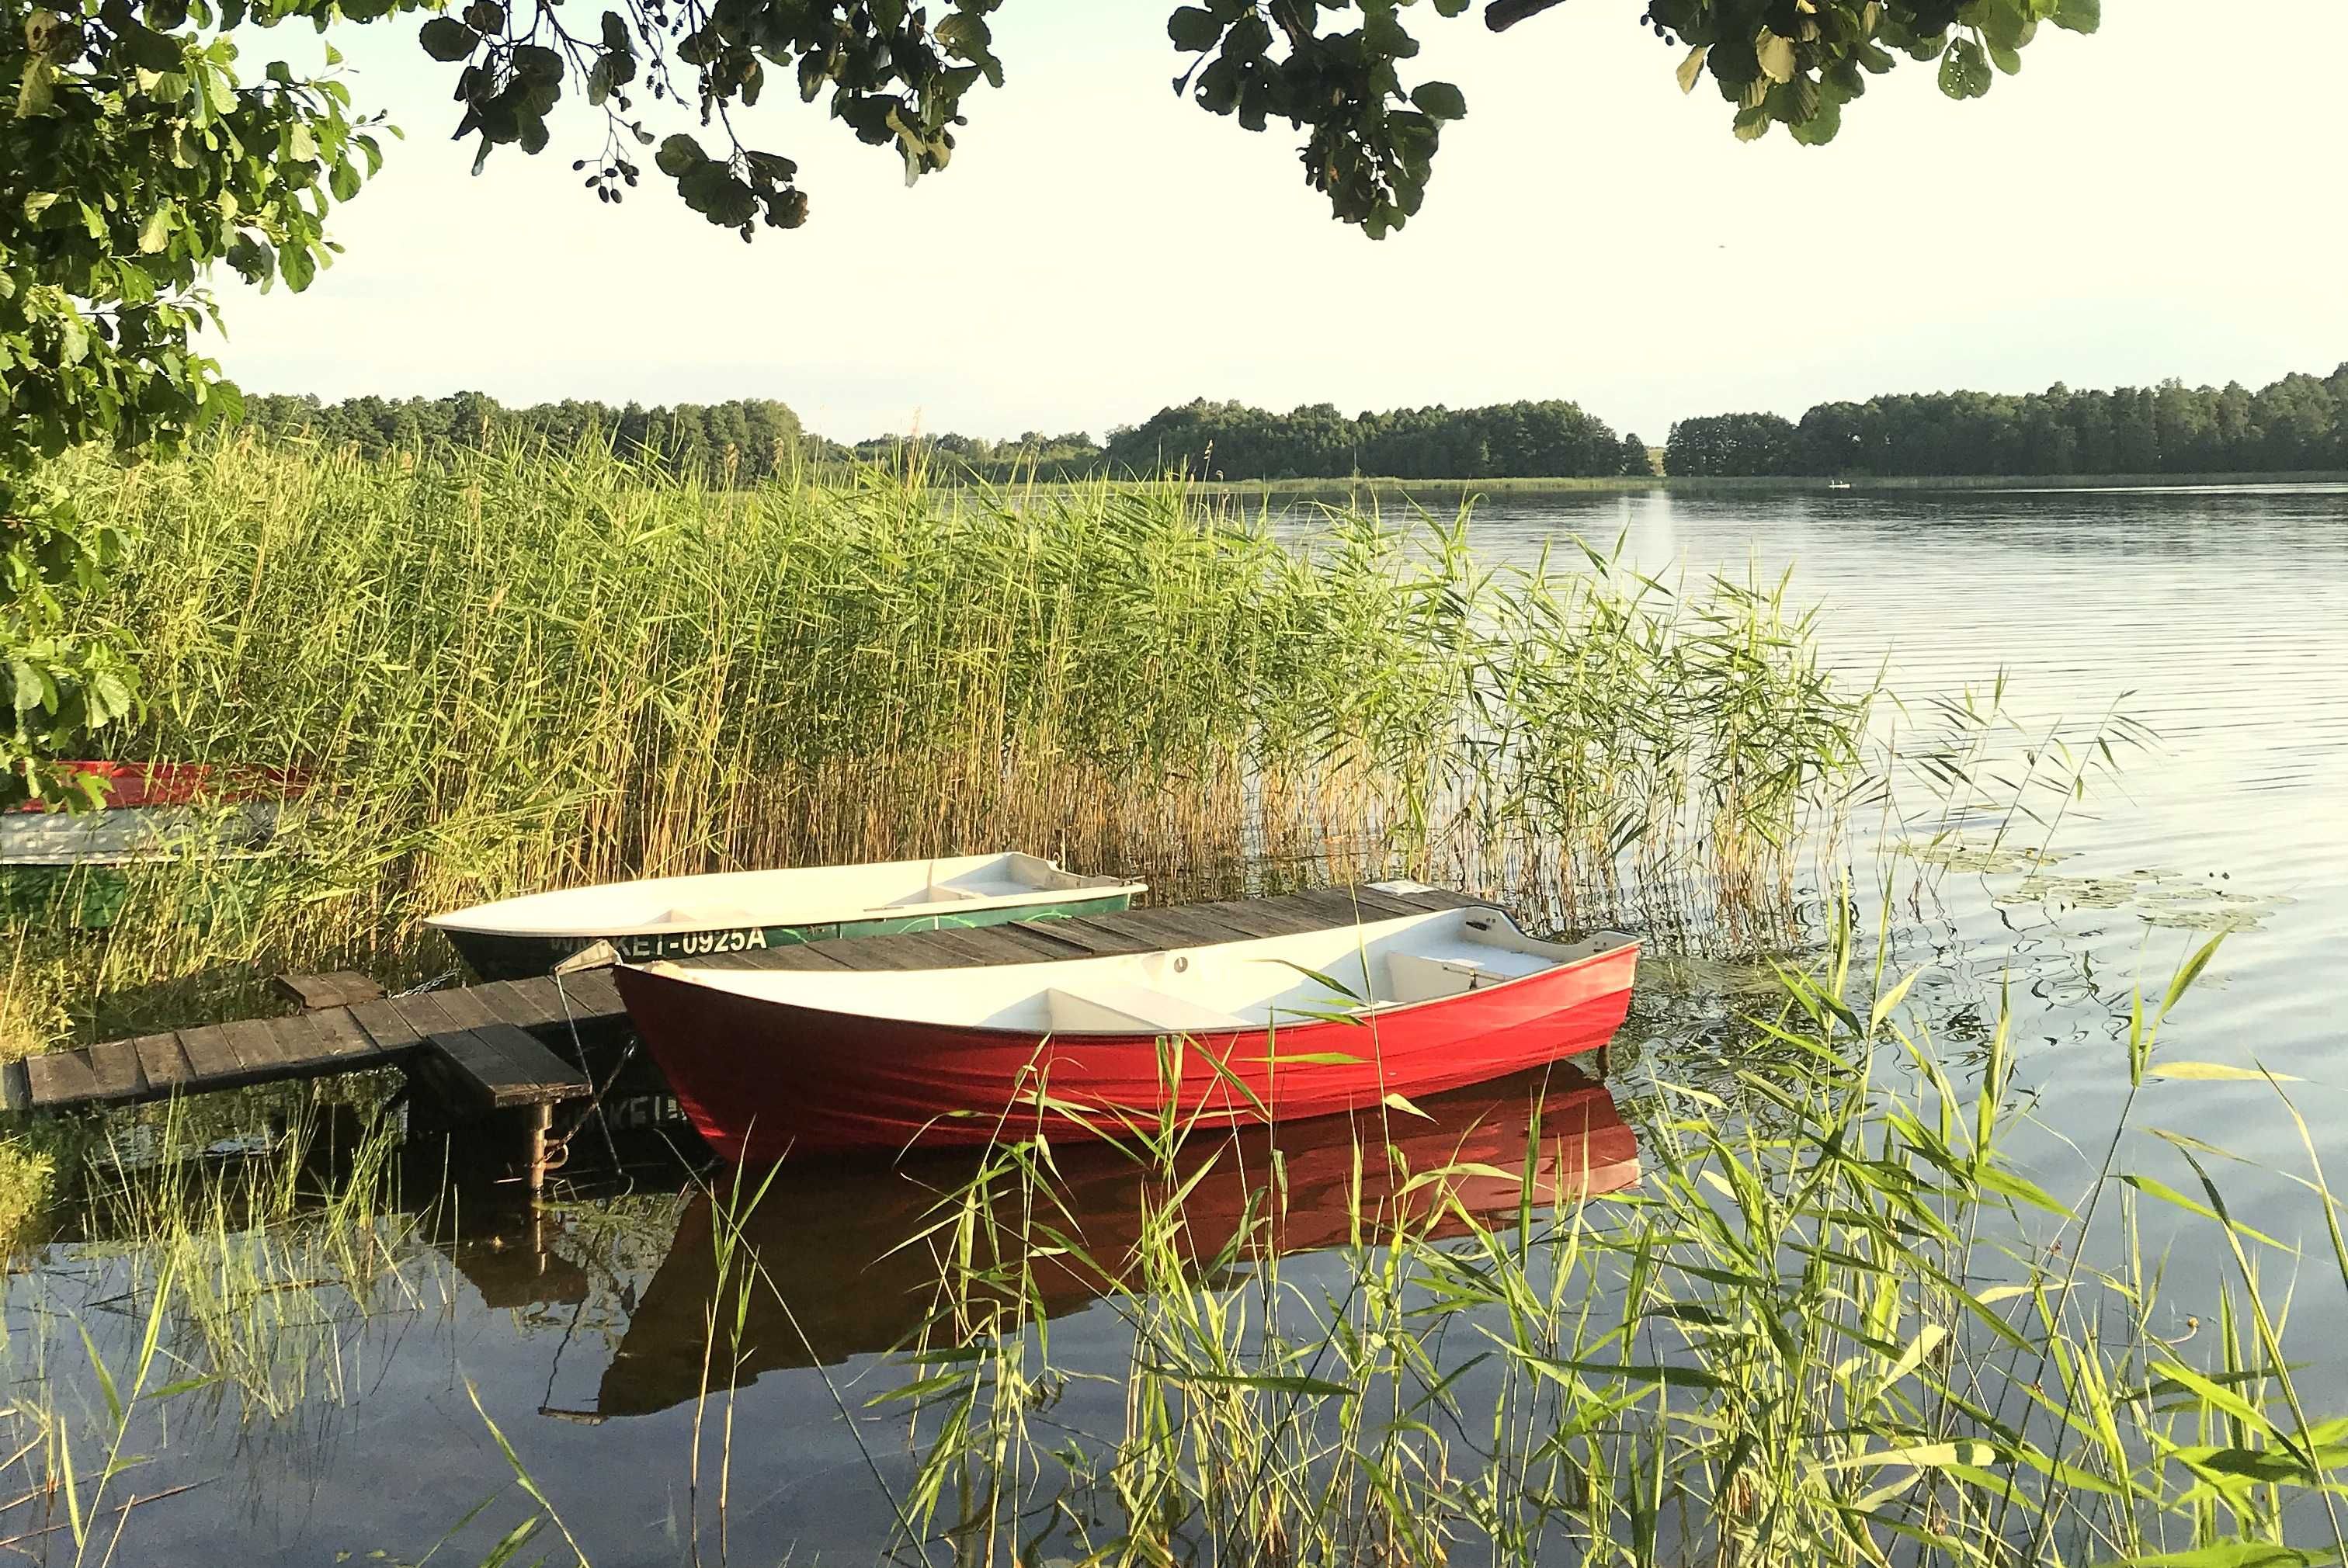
[596,1063,1638,1418]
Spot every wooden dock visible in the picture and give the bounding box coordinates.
[0,883,1486,1118]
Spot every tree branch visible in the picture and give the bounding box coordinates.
[1485,0,1570,31]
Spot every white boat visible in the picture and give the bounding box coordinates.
[427,852,1147,980]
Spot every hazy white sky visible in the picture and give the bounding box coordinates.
[216,2,2348,443]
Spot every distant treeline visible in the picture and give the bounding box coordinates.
[242,392,815,480]
[1101,399,1653,480]
[238,391,1654,484]
[1665,367,2348,478]
[241,368,2348,487]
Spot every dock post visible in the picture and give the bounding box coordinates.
[524,1103,554,1200]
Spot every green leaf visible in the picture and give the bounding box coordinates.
[2158,933,2226,1023]
[655,133,704,177]
[2150,1061,2297,1084]
[1410,80,1467,121]
[419,17,476,61]
[137,206,175,254]
[2051,0,2101,33]
[2120,1174,2290,1248]
[279,242,316,292]
[1675,44,1708,95]
[1166,6,1221,50]
[1754,29,1797,85]
[1937,38,1993,99]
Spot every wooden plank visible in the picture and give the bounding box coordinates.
[1003,919,1116,956]
[1003,920,1099,956]
[898,928,1021,967]
[347,997,427,1054]
[175,1023,244,1083]
[834,930,970,970]
[1099,907,1252,948]
[731,944,856,973]
[25,1049,103,1108]
[1043,918,1161,955]
[386,990,465,1045]
[273,971,384,1011]
[1389,886,1488,912]
[553,968,624,1015]
[1183,900,1325,938]
[425,1027,523,1108]
[957,924,1099,961]
[426,986,502,1033]
[817,938,924,971]
[221,1017,291,1073]
[477,1023,589,1095]
[490,976,567,1028]
[130,1032,196,1092]
[85,1039,148,1100]
[428,1023,589,1110]
[301,1008,381,1062]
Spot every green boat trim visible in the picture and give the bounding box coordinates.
[442,888,1141,983]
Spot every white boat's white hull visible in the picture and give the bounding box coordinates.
[427,852,1146,980]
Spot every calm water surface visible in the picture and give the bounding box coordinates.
[7,484,2345,1563]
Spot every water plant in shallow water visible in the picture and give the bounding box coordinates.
[844,912,2348,1568]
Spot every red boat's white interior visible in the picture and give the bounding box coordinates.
[638,907,1635,1035]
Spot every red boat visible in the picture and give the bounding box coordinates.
[616,902,1639,1161]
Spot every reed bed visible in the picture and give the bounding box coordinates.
[3,437,1871,1053]
[831,914,2346,1568]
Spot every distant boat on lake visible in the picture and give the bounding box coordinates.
[428,852,1145,981]
[616,900,1638,1160]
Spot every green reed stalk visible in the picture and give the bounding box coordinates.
[5,439,1872,1055]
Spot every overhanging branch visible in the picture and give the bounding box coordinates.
[1485,0,1570,31]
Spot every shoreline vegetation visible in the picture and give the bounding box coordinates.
[2,436,1870,1076]
[234,361,2348,489]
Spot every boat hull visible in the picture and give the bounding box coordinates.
[617,942,1637,1161]
[445,886,1143,983]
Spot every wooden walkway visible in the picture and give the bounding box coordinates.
[0,883,1485,1116]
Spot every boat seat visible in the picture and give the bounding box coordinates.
[1045,984,1250,1036]
[874,884,987,909]
[649,904,761,928]
[1387,951,1518,1004]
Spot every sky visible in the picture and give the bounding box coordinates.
[214,2,2348,445]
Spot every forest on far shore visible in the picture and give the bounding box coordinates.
[237,363,2348,484]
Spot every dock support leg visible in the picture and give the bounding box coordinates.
[525,1103,554,1201]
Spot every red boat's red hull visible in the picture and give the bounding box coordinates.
[617,942,1638,1161]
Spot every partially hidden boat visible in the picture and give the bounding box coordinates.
[428,852,1147,982]
[617,899,1638,1161]
[2,761,300,927]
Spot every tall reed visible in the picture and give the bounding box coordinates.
[5,439,1872,1048]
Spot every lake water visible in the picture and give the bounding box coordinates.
[6,483,2344,1563]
